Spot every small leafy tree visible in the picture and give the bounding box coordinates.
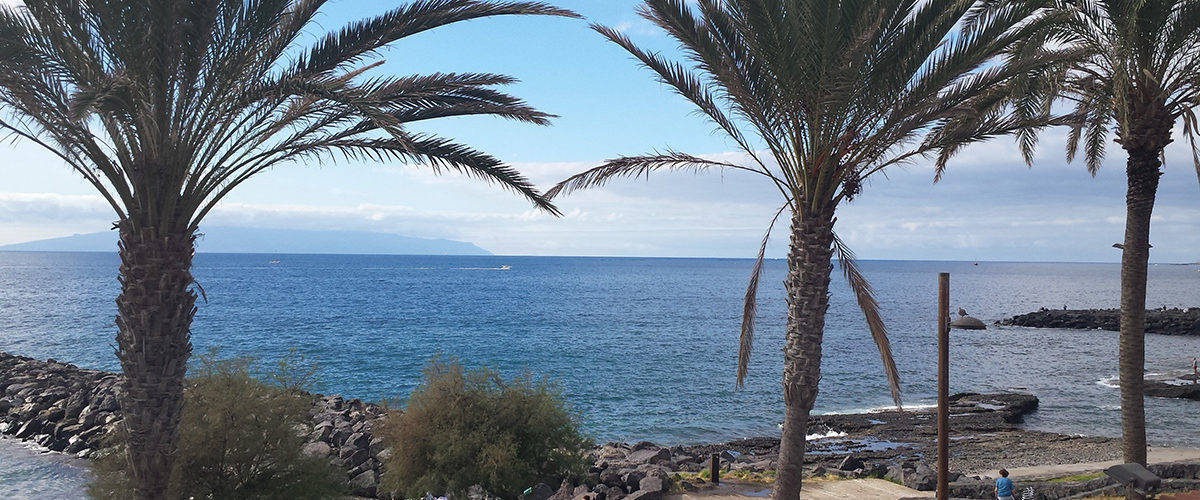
[88,351,345,500]
[377,356,590,499]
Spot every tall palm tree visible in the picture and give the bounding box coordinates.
[549,1,1059,498]
[1042,0,1200,483]
[0,1,574,498]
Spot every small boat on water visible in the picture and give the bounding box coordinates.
[269,259,281,264]
[499,265,511,270]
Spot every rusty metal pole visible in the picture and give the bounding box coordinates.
[937,272,950,500]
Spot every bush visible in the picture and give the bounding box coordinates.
[377,357,591,499]
[88,351,345,500]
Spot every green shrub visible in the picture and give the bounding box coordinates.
[377,356,591,499]
[87,351,345,500]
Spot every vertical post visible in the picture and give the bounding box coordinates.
[937,272,950,500]
[710,453,720,485]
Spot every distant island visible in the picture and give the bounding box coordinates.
[0,227,490,256]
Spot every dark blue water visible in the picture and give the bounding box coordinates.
[2,253,1199,495]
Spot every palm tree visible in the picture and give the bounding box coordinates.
[0,1,575,498]
[1042,0,1200,483]
[549,1,1059,498]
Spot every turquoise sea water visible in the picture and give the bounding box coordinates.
[2,252,1199,496]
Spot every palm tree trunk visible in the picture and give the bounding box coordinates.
[1118,145,1160,500]
[114,221,197,500]
[773,212,835,500]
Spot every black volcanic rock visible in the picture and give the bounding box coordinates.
[998,308,1200,336]
[1145,381,1200,400]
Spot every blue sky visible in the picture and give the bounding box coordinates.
[1,0,1198,262]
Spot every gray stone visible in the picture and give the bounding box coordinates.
[638,476,667,493]
[368,436,386,457]
[340,447,369,468]
[626,447,671,465]
[345,431,369,450]
[599,468,625,487]
[14,418,41,439]
[950,316,987,330]
[621,469,647,490]
[349,469,377,497]
[310,421,333,442]
[302,440,332,457]
[624,489,662,500]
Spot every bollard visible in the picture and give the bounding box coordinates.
[710,452,720,485]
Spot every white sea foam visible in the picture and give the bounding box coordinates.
[816,403,935,416]
[806,430,848,441]
[1096,376,1119,388]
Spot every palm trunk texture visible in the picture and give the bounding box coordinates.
[773,213,835,500]
[115,222,197,500]
[1119,146,1159,469]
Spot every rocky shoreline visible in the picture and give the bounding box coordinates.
[997,307,1200,336]
[0,352,390,497]
[4,352,1200,500]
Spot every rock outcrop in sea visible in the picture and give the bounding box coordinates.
[998,307,1200,336]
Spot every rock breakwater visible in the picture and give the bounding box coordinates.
[0,352,388,497]
[998,308,1200,336]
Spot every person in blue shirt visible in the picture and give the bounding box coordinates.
[995,468,1015,500]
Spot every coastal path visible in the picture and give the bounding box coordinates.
[666,478,923,500]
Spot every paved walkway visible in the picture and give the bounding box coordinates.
[967,446,1200,480]
[666,447,1200,500]
[667,479,923,500]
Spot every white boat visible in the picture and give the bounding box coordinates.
[499,265,511,270]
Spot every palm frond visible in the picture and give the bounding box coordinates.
[293,0,578,77]
[833,233,901,408]
[737,203,789,389]
[546,152,771,200]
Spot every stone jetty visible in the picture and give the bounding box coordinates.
[998,307,1200,336]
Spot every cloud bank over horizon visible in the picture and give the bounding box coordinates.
[2,127,1198,263]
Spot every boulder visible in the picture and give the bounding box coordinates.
[345,431,370,450]
[302,441,332,458]
[626,447,671,465]
[638,476,667,493]
[1145,381,1200,400]
[599,468,625,488]
[623,489,661,500]
[904,462,937,491]
[837,455,864,471]
[950,316,986,330]
[348,469,377,497]
[621,469,647,490]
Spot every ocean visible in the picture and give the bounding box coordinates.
[2,252,1199,497]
